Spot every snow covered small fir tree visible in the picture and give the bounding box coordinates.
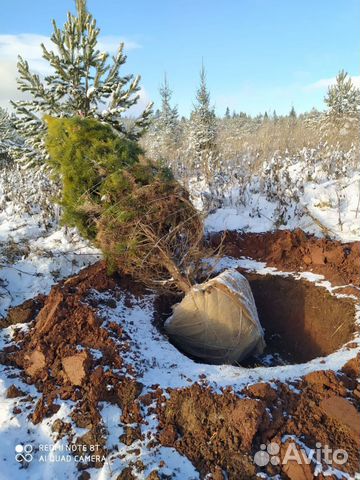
[0,107,13,158]
[156,74,179,155]
[11,0,153,166]
[188,64,218,181]
[0,107,22,161]
[324,70,360,123]
[142,74,180,168]
[159,75,179,135]
[303,107,322,132]
[0,106,55,222]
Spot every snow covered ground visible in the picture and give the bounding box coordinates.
[0,164,359,479]
[205,171,360,243]
[0,261,358,479]
[205,174,360,242]
[0,202,101,318]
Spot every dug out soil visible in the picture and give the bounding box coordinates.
[1,229,359,479]
[212,228,360,290]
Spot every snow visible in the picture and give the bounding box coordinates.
[101,290,359,392]
[0,245,358,479]
[281,435,353,480]
[0,326,81,480]
[302,175,360,241]
[0,320,199,480]
[205,171,360,243]
[86,86,96,98]
[0,167,359,478]
[204,159,360,242]
[206,202,276,234]
[0,201,101,318]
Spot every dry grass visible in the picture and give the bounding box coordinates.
[217,116,359,174]
[143,115,359,180]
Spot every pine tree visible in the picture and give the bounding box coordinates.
[225,107,231,119]
[11,0,153,167]
[188,64,218,180]
[324,70,360,121]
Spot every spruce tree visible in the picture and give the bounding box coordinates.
[225,107,231,119]
[0,107,22,161]
[142,74,179,164]
[188,64,218,180]
[0,107,12,158]
[11,0,153,166]
[289,106,297,118]
[159,75,178,129]
[157,74,179,149]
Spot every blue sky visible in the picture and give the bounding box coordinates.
[0,0,359,116]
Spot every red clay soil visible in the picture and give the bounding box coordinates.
[212,228,360,288]
[156,360,360,479]
[1,229,359,478]
[243,273,356,363]
[3,262,145,469]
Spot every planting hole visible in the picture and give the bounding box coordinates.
[156,273,357,367]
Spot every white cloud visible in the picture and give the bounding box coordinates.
[0,34,52,61]
[98,36,140,53]
[306,75,360,91]
[126,87,152,117]
[0,33,141,110]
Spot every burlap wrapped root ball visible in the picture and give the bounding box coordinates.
[165,269,265,364]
